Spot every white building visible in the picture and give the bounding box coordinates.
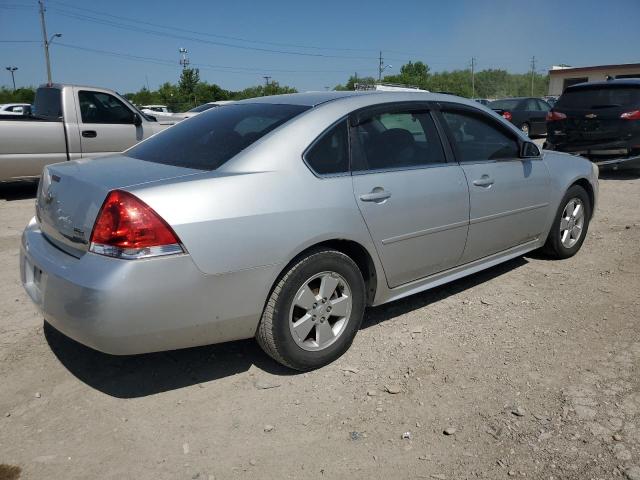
[548,63,640,96]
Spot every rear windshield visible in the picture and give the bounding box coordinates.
[556,86,640,109]
[488,99,520,110]
[33,87,62,118]
[126,103,310,170]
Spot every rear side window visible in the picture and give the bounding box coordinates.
[352,110,446,171]
[305,120,349,175]
[556,87,640,109]
[488,99,519,111]
[442,110,519,162]
[127,103,309,170]
[33,87,62,119]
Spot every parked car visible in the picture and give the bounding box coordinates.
[545,79,640,169]
[474,98,491,106]
[0,103,31,115]
[0,84,169,181]
[179,100,235,119]
[20,91,598,371]
[140,104,173,115]
[488,97,552,136]
[543,96,558,107]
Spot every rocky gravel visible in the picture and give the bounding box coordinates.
[0,168,639,479]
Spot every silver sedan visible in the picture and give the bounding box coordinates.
[20,91,599,370]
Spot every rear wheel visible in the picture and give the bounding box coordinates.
[256,249,366,371]
[542,185,591,259]
[520,122,531,136]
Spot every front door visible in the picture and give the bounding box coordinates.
[350,106,469,288]
[76,89,144,157]
[439,107,551,263]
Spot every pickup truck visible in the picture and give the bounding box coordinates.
[0,84,170,182]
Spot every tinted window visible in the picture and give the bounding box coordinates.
[188,103,218,113]
[352,110,445,171]
[488,99,520,111]
[442,110,519,162]
[33,87,62,118]
[79,91,134,124]
[127,103,309,171]
[305,120,349,175]
[556,86,640,109]
[536,99,551,111]
[524,99,539,111]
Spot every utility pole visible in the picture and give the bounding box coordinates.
[38,1,52,85]
[263,75,271,96]
[530,56,536,96]
[471,57,476,98]
[378,51,383,81]
[6,66,18,91]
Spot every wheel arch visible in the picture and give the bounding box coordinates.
[570,177,595,218]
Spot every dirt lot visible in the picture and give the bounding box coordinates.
[1,165,639,480]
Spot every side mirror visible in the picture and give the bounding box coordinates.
[520,141,540,158]
[133,113,142,126]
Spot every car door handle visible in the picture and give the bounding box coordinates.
[81,130,97,138]
[359,189,391,203]
[472,175,494,187]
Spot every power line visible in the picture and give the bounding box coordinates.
[48,7,380,60]
[48,0,378,54]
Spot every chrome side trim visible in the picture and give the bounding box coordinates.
[381,219,469,245]
[469,203,548,225]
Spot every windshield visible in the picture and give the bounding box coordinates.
[488,99,520,110]
[556,86,640,109]
[126,103,310,170]
[188,103,218,113]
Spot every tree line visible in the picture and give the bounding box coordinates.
[0,61,550,109]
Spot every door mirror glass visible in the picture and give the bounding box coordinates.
[520,141,540,158]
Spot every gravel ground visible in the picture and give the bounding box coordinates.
[1,163,639,480]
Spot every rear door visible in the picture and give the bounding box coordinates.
[350,104,469,288]
[438,106,550,263]
[76,89,146,158]
[522,98,546,135]
[535,99,551,135]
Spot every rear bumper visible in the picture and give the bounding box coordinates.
[20,217,275,355]
[546,140,640,168]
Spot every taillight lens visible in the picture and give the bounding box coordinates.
[502,111,512,122]
[89,190,183,259]
[621,110,640,120]
[546,111,567,122]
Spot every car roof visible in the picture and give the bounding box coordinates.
[234,90,482,108]
[566,78,640,90]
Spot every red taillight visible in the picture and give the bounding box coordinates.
[621,110,640,120]
[90,190,183,259]
[502,111,512,122]
[546,111,567,122]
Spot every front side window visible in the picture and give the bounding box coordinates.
[352,110,446,171]
[305,120,349,175]
[79,91,134,124]
[126,103,310,171]
[488,99,519,111]
[442,110,519,162]
[524,99,539,111]
[536,99,551,111]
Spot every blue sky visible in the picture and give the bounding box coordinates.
[1,0,639,93]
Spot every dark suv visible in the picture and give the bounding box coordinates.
[545,79,640,169]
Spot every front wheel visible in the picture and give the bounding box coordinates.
[542,185,591,259]
[256,249,366,371]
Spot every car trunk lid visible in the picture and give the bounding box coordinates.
[36,155,204,257]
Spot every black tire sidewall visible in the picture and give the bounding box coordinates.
[271,251,365,370]
[547,185,591,258]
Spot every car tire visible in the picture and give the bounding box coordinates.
[520,122,531,137]
[256,249,366,371]
[542,185,591,259]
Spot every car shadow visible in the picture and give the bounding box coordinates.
[45,257,528,398]
[0,180,39,201]
[598,167,640,180]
